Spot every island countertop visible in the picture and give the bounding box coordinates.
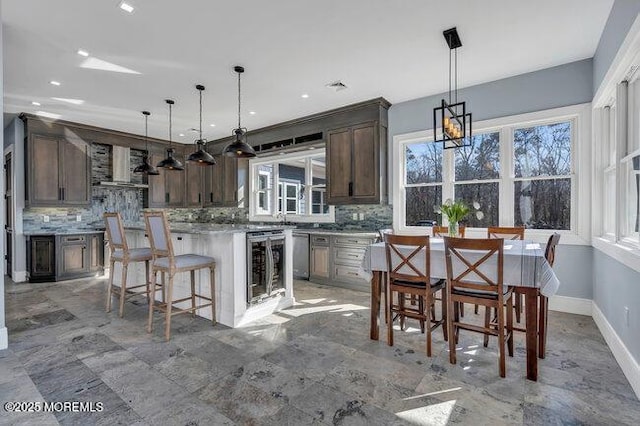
[124,222,295,235]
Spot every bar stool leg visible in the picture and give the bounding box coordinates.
[106,259,115,313]
[165,273,174,341]
[190,270,196,318]
[147,269,157,333]
[119,264,128,318]
[145,260,150,303]
[161,272,166,303]
[210,266,216,325]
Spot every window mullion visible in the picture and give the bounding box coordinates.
[501,126,514,226]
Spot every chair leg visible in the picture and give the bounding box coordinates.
[441,289,448,342]
[147,270,157,333]
[387,290,394,347]
[383,273,390,325]
[106,260,115,313]
[119,264,128,318]
[165,273,174,341]
[448,293,457,365]
[145,260,150,303]
[454,302,460,344]
[539,295,548,359]
[190,270,196,318]
[399,292,406,331]
[425,292,432,357]
[515,292,522,323]
[210,266,216,325]
[498,301,506,378]
[419,296,425,333]
[460,302,465,318]
[507,295,514,357]
[474,304,479,315]
[161,272,166,303]
[484,306,491,348]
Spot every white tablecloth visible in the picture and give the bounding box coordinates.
[361,239,560,297]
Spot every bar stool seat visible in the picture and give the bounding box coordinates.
[104,212,153,318]
[154,254,214,270]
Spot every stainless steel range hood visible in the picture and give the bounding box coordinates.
[98,145,149,188]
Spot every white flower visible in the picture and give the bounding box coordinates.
[443,198,453,206]
[476,211,485,220]
[473,201,481,210]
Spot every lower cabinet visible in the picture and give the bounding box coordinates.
[28,232,104,282]
[307,233,375,291]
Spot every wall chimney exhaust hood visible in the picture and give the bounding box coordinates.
[98,145,149,188]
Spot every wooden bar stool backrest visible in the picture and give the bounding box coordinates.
[384,234,430,284]
[487,226,525,241]
[104,212,128,253]
[444,237,504,297]
[544,233,561,267]
[433,225,466,238]
[143,211,175,268]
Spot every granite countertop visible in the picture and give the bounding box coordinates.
[293,229,378,238]
[23,229,105,236]
[124,222,296,235]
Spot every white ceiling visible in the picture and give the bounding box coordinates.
[3,0,613,142]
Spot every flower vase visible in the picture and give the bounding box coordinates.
[448,221,459,237]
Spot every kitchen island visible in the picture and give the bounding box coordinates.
[116,223,294,328]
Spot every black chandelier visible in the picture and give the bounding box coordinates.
[433,27,472,149]
[133,110,159,175]
[223,66,256,158]
[157,99,184,171]
[187,84,216,166]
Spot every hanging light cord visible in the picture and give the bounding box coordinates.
[199,87,203,142]
[448,40,452,104]
[237,70,242,129]
[168,102,173,149]
[144,114,149,152]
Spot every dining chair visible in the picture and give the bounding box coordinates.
[104,212,153,318]
[144,211,217,341]
[433,225,469,317]
[539,233,561,358]
[377,228,394,324]
[384,234,447,357]
[444,237,514,377]
[487,226,525,322]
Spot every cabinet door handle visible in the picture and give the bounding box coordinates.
[66,237,82,242]
[177,237,183,241]
[210,192,213,202]
[198,193,201,204]
[348,182,353,197]
[165,193,170,203]
[58,188,62,200]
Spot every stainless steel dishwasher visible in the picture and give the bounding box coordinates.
[292,232,309,279]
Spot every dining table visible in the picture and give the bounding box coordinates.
[361,238,560,381]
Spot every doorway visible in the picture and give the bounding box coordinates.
[5,152,12,278]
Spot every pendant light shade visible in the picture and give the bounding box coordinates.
[157,99,184,171]
[187,84,216,166]
[223,66,256,158]
[133,110,160,175]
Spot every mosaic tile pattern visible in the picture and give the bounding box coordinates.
[2,277,639,425]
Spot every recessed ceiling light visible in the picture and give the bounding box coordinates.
[301,94,309,99]
[249,111,256,115]
[52,97,85,105]
[77,49,89,57]
[119,1,134,13]
[179,133,185,137]
[31,101,41,106]
[209,123,216,127]
[50,80,61,86]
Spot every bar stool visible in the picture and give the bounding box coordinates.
[144,211,216,341]
[104,212,153,318]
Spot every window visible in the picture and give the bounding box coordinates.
[249,149,335,222]
[394,104,587,240]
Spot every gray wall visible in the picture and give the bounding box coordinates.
[593,0,640,94]
[389,58,593,138]
[0,2,6,349]
[388,58,595,299]
[593,249,640,361]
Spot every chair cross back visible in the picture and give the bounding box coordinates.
[384,234,430,283]
[544,233,561,267]
[445,237,504,295]
[487,226,525,240]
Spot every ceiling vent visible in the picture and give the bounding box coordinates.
[325,81,348,91]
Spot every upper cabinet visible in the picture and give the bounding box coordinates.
[204,154,238,207]
[27,134,91,207]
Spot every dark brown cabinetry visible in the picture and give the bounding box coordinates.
[27,134,91,207]
[327,122,383,205]
[204,154,238,207]
[27,232,104,282]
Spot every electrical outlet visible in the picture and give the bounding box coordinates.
[625,307,630,326]
[359,213,365,221]
[43,215,50,223]
[313,223,320,228]
[211,214,215,219]
[352,213,358,220]
[76,215,82,222]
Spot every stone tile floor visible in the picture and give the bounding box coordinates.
[1,276,639,425]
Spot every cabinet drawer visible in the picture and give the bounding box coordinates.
[311,235,330,246]
[333,247,366,266]
[334,264,368,283]
[333,236,373,247]
[61,235,86,244]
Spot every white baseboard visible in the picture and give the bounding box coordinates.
[0,327,7,350]
[592,303,640,399]
[548,295,593,316]
[11,270,27,283]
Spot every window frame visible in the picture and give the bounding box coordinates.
[392,103,591,245]
[248,148,335,223]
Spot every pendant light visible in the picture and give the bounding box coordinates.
[223,66,256,158]
[187,84,216,165]
[157,99,184,170]
[133,110,159,175]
